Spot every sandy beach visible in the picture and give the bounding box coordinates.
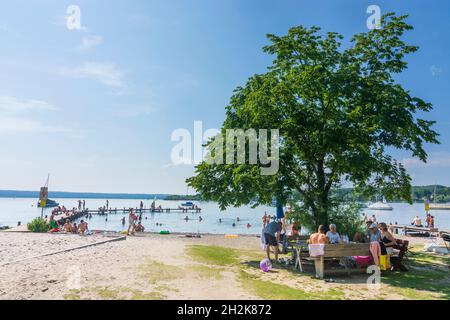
[1,231,448,300]
[0,232,260,300]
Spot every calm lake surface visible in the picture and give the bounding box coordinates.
[0,198,449,234]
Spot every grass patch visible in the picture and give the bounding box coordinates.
[381,268,450,300]
[188,265,224,280]
[63,289,81,300]
[238,270,345,300]
[95,287,124,300]
[128,289,165,300]
[380,245,450,300]
[187,245,238,266]
[139,259,183,284]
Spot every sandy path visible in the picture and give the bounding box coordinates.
[0,232,259,300]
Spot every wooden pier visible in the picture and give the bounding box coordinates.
[84,207,201,214]
[50,207,202,224]
[391,224,439,237]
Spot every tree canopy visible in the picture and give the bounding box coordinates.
[187,13,439,229]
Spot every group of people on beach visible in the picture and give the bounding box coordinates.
[260,210,400,268]
[62,219,89,235]
[126,209,145,236]
[48,210,89,235]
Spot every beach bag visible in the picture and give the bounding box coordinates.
[379,255,391,271]
[354,256,372,268]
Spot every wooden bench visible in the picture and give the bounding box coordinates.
[439,231,450,254]
[390,239,409,271]
[308,243,371,279]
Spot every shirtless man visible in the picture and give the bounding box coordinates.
[63,219,72,233]
[411,215,423,227]
[309,225,329,244]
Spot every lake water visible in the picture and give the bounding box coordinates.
[0,198,449,234]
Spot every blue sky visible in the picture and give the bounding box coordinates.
[0,0,449,193]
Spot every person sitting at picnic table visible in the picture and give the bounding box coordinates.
[263,219,283,262]
[63,219,72,233]
[78,220,88,235]
[289,220,301,239]
[378,222,397,255]
[326,224,341,244]
[368,223,382,266]
[309,225,329,244]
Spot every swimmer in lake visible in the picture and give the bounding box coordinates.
[219,218,222,223]
[199,216,203,222]
[232,223,236,227]
[185,216,189,221]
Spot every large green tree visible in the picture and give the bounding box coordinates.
[187,14,439,229]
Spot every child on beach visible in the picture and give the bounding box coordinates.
[78,220,88,235]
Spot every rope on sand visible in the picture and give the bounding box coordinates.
[0,235,126,267]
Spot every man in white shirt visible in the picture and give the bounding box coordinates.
[326,224,341,244]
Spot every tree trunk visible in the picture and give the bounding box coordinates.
[314,158,330,230]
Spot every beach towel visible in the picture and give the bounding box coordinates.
[354,256,373,267]
[308,244,325,257]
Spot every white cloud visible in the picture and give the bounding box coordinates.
[76,35,103,52]
[0,95,73,135]
[402,152,450,168]
[61,62,124,88]
[430,65,443,77]
[0,95,56,115]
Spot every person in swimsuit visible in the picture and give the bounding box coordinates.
[127,209,137,235]
[78,220,88,235]
[63,219,72,233]
[378,222,397,255]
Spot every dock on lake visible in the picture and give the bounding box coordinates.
[50,207,202,223]
[391,224,439,237]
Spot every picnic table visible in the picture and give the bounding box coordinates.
[288,239,409,279]
[289,240,309,272]
[307,243,371,279]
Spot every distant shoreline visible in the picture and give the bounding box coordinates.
[0,190,171,200]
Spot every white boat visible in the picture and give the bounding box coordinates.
[368,198,393,211]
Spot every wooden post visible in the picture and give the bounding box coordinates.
[314,256,325,279]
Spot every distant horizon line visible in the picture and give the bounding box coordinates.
[0,190,183,200]
[0,183,448,200]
